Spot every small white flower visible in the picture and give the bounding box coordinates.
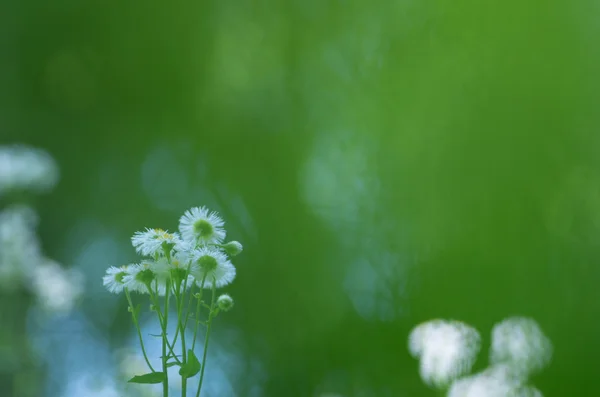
[30,259,83,313]
[152,256,195,293]
[0,145,59,196]
[217,294,234,311]
[179,206,226,246]
[103,265,130,294]
[190,247,236,289]
[490,317,552,377]
[408,319,481,389]
[131,228,181,257]
[122,262,157,294]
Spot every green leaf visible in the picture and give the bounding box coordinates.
[128,372,166,384]
[178,349,201,378]
[166,361,181,368]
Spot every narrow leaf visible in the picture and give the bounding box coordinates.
[178,349,201,378]
[166,361,181,368]
[128,372,166,384]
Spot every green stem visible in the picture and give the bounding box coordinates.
[176,286,188,397]
[162,281,170,397]
[191,276,207,352]
[124,288,156,373]
[195,281,216,397]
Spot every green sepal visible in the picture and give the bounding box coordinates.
[178,349,201,378]
[128,372,166,384]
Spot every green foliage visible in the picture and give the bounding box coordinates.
[128,372,166,384]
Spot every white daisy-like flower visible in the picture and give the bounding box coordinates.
[179,206,226,246]
[0,145,59,196]
[131,228,181,257]
[408,319,481,389]
[489,317,552,378]
[30,259,83,313]
[448,365,542,397]
[122,262,157,294]
[152,256,195,293]
[102,265,130,294]
[190,247,236,289]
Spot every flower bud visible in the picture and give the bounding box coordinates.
[217,294,234,312]
[222,241,243,256]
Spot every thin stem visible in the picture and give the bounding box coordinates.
[124,288,155,373]
[195,281,216,397]
[191,275,207,352]
[147,285,182,365]
[162,281,170,397]
[176,286,188,397]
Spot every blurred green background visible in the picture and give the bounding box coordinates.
[2,0,600,395]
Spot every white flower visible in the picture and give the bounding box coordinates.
[179,206,226,246]
[489,317,552,377]
[0,205,42,290]
[131,228,181,257]
[122,262,158,294]
[30,259,83,313]
[408,319,481,389]
[103,265,130,294]
[152,256,195,293]
[0,145,59,196]
[190,247,236,289]
[448,365,543,397]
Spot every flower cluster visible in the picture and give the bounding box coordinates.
[102,205,243,396]
[409,317,552,397]
[103,206,242,296]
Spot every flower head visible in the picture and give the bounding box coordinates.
[409,319,481,389]
[190,247,236,289]
[122,262,157,294]
[217,294,234,311]
[152,255,195,292]
[179,206,226,246]
[131,228,181,257]
[489,317,552,378]
[103,265,130,294]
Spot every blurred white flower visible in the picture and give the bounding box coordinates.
[31,259,83,313]
[489,317,552,377]
[448,365,543,397]
[190,247,236,289]
[408,319,481,389]
[131,228,181,257]
[179,206,226,246]
[0,145,59,196]
[0,205,42,290]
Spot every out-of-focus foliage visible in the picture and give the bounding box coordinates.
[2,0,600,395]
